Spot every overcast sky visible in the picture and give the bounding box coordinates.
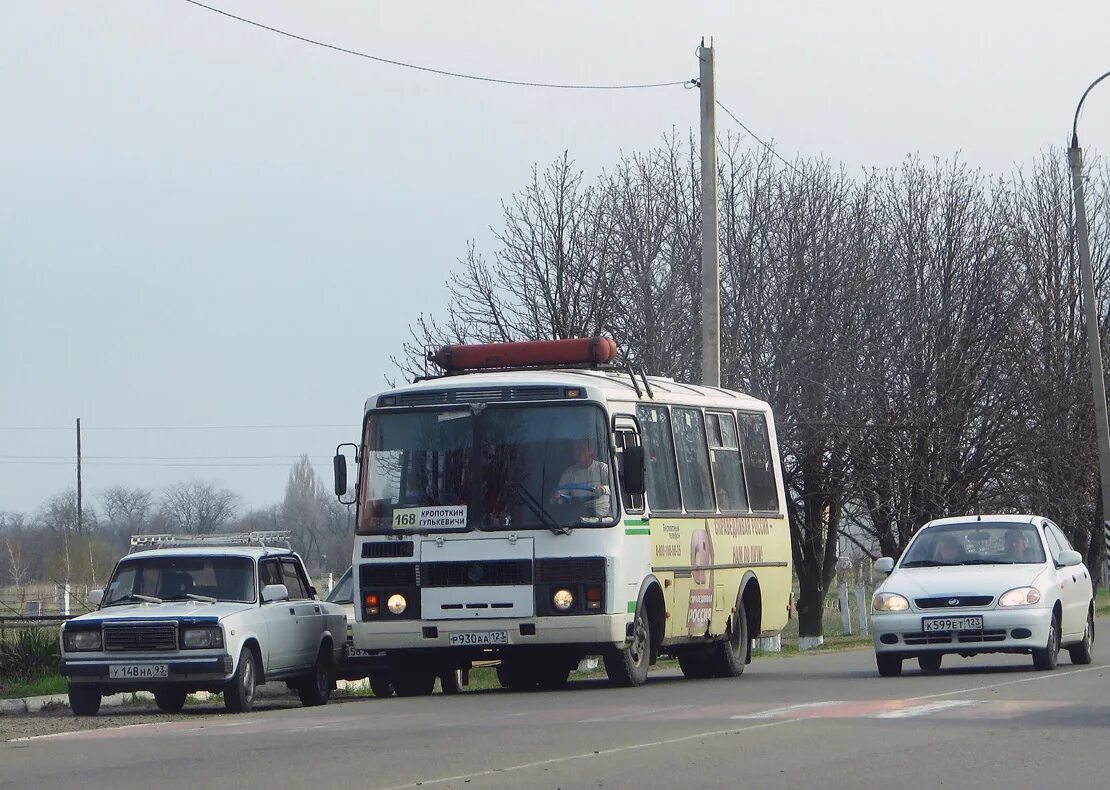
[3,0,1110,516]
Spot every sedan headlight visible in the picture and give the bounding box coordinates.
[63,629,102,651]
[998,587,1042,607]
[872,592,910,612]
[181,626,224,649]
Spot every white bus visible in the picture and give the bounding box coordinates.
[333,338,791,695]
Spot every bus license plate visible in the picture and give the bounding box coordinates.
[449,630,509,647]
[922,616,983,632]
[109,664,168,679]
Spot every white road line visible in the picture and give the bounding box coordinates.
[378,662,1110,789]
[871,700,978,719]
[372,719,796,790]
[729,701,845,720]
[578,703,696,723]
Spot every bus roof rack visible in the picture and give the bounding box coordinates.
[129,531,294,553]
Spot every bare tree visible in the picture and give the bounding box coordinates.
[159,482,239,535]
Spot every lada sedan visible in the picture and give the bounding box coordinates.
[871,515,1094,676]
[59,539,346,715]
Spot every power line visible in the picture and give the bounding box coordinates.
[714,98,805,178]
[182,0,694,91]
[0,424,352,431]
[0,460,329,468]
[0,455,334,461]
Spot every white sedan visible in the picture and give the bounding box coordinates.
[871,515,1094,676]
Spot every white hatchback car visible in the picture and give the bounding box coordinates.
[871,515,1094,676]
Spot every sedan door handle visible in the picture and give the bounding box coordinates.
[314,606,320,613]
[289,607,296,615]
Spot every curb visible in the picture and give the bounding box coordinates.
[1,678,371,716]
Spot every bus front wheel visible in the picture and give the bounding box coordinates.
[604,606,651,687]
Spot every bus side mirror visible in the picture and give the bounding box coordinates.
[334,454,348,497]
[622,445,646,496]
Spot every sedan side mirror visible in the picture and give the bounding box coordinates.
[874,557,895,574]
[1057,550,1083,568]
[261,584,290,603]
[87,589,104,607]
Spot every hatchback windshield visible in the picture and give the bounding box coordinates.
[899,523,1047,567]
[358,403,617,533]
[102,555,256,605]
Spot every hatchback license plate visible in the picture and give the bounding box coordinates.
[922,616,983,632]
[449,630,509,647]
[109,664,168,679]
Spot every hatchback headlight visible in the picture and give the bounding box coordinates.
[181,626,224,649]
[63,629,102,651]
[998,587,1041,607]
[872,592,910,612]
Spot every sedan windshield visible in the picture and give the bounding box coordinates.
[358,403,617,533]
[102,556,256,605]
[900,523,1047,567]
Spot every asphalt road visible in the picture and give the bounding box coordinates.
[4,621,1109,790]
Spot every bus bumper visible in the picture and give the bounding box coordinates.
[351,613,628,651]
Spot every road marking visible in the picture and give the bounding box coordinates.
[730,701,845,719]
[379,662,1110,789]
[372,719,796,790]
[578,703,695,723]
[871,700,978,719]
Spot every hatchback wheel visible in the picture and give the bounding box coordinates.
[876,653,903,677]
[1068,609,1094,665]
[1032,612,1060,671]
[917,654,942,674]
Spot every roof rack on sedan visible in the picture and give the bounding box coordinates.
[129,531,294,553]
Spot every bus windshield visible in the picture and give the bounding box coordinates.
[357,403,617,533]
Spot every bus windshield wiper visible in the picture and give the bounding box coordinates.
[511,481,568,535]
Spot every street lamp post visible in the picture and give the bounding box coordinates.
[1069,70,1110,586]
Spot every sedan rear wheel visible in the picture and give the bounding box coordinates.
[1032,612,1060,671]
[1068,609,1094,665]
[297,646,333,707]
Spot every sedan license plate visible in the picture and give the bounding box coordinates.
[449,630,509,647]
[347,647,383,658]
[109,664,168,679]
[922,616,983,632]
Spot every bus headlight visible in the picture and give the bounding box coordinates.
[553,589,574,611]
[387,594,407,615]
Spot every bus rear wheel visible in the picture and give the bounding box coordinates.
[708,605,749,678]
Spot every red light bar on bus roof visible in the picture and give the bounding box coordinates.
[428,337,619,372]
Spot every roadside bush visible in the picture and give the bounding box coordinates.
[0,628,60,682]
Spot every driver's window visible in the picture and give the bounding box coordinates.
[1042,528,1064,562]
[259,559,282,598]
[614,427,644,514]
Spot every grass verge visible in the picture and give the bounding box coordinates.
[0,673,67,699]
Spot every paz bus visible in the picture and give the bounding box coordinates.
[332,337,790,695]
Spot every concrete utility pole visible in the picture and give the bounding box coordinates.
[76,417,83,534]
[1069,70,1110,586]
[698,39,720,388]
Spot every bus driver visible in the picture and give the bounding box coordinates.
[551,438,611,517]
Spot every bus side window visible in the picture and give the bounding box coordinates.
[671,408,715,513]
[635,405,682,513]
[707,411,749,513]
[737,412,779,512]
[615,428,645,514]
